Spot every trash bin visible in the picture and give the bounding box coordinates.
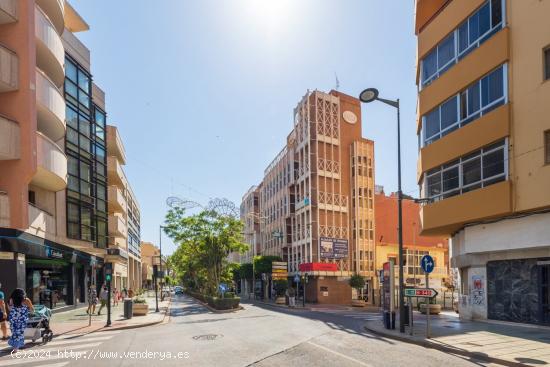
[124,299,133,319]
[383,311,391,329]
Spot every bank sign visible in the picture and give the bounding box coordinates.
[319,237,348,259]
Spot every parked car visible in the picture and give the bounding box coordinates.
[174,286,184,295]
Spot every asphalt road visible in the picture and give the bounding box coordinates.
[0,294,499,367]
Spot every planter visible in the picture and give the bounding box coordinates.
[275,296,286,305]
[351,299,366,307]
[132,303,149,316]
[419,303,441,315]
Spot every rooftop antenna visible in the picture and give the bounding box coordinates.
[334,72,340,91]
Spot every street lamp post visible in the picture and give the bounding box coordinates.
[359,88,406,333]
[159,225,164,301]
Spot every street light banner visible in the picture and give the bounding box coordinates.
[319,237,348,259]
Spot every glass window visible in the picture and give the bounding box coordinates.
[79,135,91,153]
[80,180,91,196]
[65,80,78,99]
[427,174,441,197]
[482,67,504,107]
[81,207,92,226]
[467,83,480,116]
[66,107,78,128]
[438,33,455,70]
[68,156,78,176]
[78,92,90,109]
[95,145,105,160]
[67,127,78,145]
[422,50,437,83]
[478,3,491,36]
[442,166,459,192]
[65,60,77,83]
[79,116,91,136]
[68,202,79,221]
[458,22,469,54]
[95,109,106,129]
[483,148,504,178]
[469,11,479,42]
[491,0,502,27]
[78,70,90,92]
[80,161,90,181]
[425,109,440,139]
[462,157,481,185]
[95,126,105,142]
[68,175,79,192]
[440,96,458,130]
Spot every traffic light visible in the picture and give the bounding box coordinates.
[106,274,112,282]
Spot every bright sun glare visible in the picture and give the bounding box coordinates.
[244,0,294,36]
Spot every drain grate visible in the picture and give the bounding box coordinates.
[192,334,223,341]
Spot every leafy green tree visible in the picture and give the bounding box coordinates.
[238,263,253,280]
[164,207,247,296]
[253,255,282,276]
[349,274,365,300]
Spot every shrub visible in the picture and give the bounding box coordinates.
[273,279,289,296]
[133,298,146,304]
[223,292,235,299]
[213,297,240,310]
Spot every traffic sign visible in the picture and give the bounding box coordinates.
[420,255,435,274]
[404,288,438,298]
[294,274,300,283]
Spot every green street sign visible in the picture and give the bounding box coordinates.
[404,288,438,298]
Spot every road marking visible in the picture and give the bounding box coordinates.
[46,336,113,346]
[307,341,372,367]
[53,330,122,340]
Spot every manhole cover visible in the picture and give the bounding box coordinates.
[192,334,223,341]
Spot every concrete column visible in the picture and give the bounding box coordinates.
[0,253,25,299]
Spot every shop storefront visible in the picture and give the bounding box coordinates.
[0,229,103,311]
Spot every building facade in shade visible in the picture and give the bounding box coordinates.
[140,242,159,290]
[106,125,141,293]
[239,186,261,264]
[415,0,550,324]
[374,187,449,304]
[0,1,109,310]
[243,90,376,304]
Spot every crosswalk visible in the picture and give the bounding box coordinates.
[0,330,122,367]
[312,308,383,322]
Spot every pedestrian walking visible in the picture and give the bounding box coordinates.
[86,283,98,315]
[97,285,109,316]
[112,288,119,306]
[7,288,34,353]
[0,282,8,340]
[286,287,296,308]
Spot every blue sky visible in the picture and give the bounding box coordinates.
[70,0,419,255]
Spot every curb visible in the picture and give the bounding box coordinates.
[247,299,309,311]
[185,294,243,314]
[363,323,528,367]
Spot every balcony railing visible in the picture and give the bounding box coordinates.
[108,185,127,213]
[32,131,67,192]
[36,0,64,35]
[28,203,56,239]
[0,44,18,92]
[108,214,127,238]
[0,0,17,24]
[0,191,9,227]
[107,156,127,188]
[35,5,64,87]
[107,126,127,165]
[36,68,65,142]
[0,115,19,160]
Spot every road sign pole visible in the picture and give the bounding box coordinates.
[409,296,413,336]
[426,272,430,339]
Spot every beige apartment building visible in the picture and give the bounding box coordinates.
[0,0,111,310]
[106,125,141,293]
[415,0,550,324]
[242,90,376,304]
[140,241,159,290]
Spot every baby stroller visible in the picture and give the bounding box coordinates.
[24,305,53,343]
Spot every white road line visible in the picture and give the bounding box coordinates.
[307,341,372,367]
[45,336,113,346]
[0,343,101,366]
[53,330,122,340]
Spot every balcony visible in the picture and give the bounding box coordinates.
[27,203,56,239]
[31,132,67,192]
[107,126,127,165]
[420,180,512,236]
[0,191,9,227]
[107,156,127,188]
[0,115,19,160]
[36,0,64,35]
[108,214,127,238]
[108,185,127,213]
[0,44,18,92]
[36,68,65,142]
[35,5,64,87]
[0,0,17,24]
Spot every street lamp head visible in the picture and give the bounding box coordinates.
[359,88,379,103]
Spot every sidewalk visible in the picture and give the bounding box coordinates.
[364,311,550,367]
[0,294,171,347]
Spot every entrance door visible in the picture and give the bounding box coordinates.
[540,264,550,324]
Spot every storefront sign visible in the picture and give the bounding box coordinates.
[46,247,63,259]
[298,262,338,272]
[107,247,129,259]
[320,237,348,259]
[0,251,13,260]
